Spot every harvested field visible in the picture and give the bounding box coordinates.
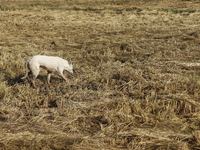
[1,0,200,149]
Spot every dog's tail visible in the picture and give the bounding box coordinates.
[21,57,31,80]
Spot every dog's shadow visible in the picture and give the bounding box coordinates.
[5,75,25,86]
[5,74,66,87]
[5,75,43,86]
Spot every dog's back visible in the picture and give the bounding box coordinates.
[29,55,66,71]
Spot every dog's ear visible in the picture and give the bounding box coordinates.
[69,60,72,65]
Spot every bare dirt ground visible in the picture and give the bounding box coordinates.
[1,0,200,149]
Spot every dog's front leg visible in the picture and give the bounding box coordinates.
[47,71,52,84]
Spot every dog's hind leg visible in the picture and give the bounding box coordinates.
[27,71,32,82]
[30,66,40,88]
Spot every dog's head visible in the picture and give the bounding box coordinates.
[68,60,73,74]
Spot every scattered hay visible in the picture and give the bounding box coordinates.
[0,131,82,149]
[1,0,200,149]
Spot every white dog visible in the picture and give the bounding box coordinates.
[21,55,73,88]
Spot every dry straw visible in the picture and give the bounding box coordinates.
[0,0,200,149]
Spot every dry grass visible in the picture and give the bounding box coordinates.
[1,0,200,149]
